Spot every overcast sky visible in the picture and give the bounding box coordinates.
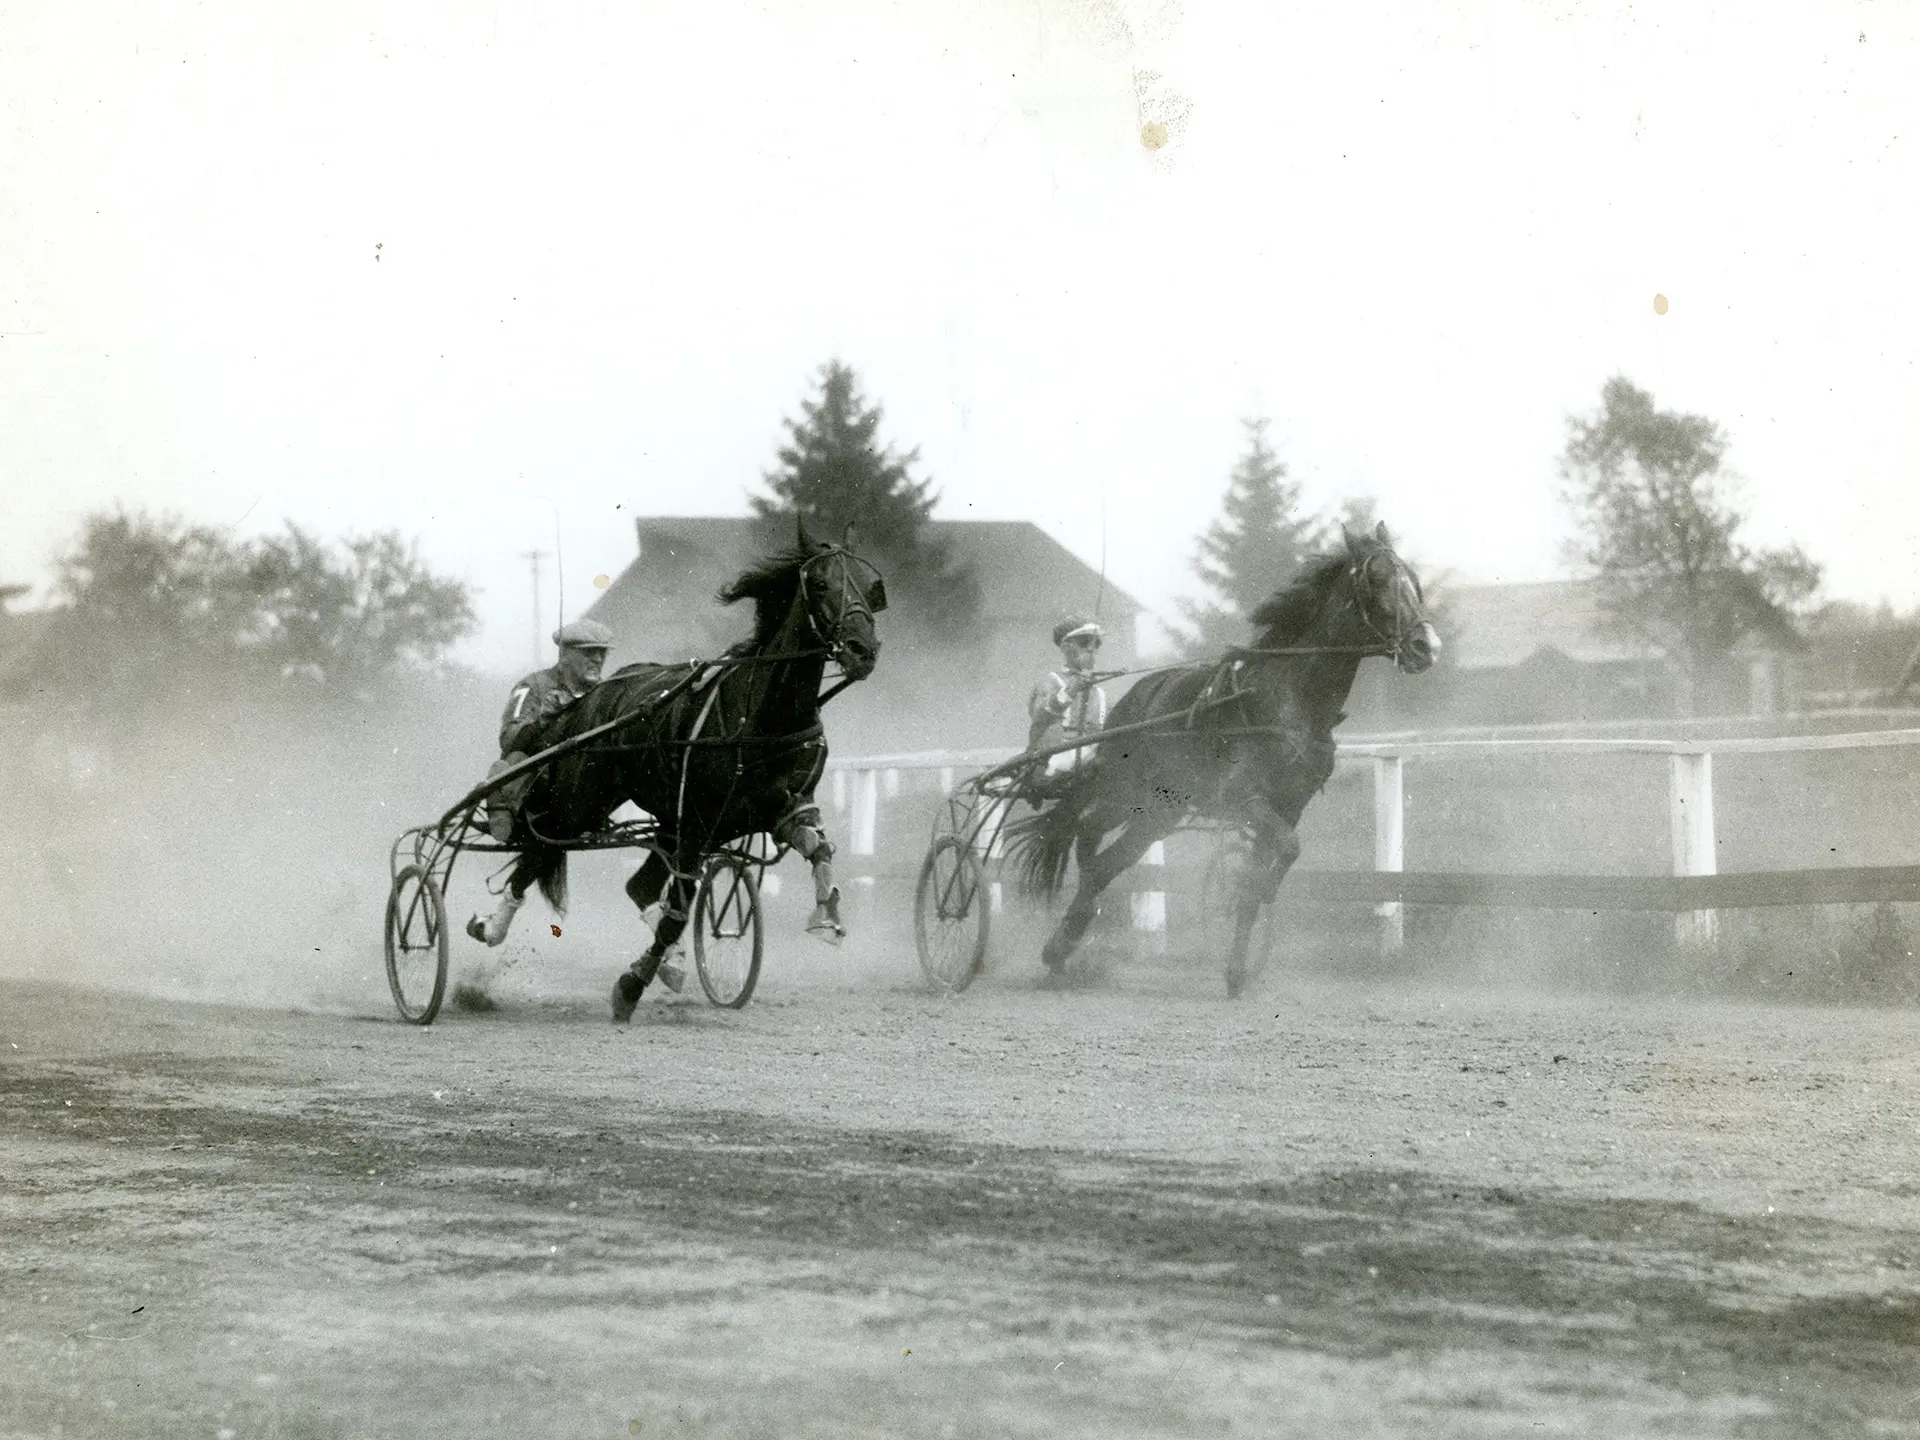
[5,0,1916,671]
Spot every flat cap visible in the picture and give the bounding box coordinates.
[1051,615,1104,647]
[553,618,614,650]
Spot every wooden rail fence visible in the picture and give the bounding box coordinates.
[821,727,1920,952]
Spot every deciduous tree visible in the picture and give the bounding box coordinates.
[1560,377,1819,714]
[49,508,475,701]
[243,525,476,689]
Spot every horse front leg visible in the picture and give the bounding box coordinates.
[1223,810,1302,998]
[1040,820,1163,980]
[774,802,844,944]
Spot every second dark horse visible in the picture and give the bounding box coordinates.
[1007,522,1439,993]
[493,521,885,1021]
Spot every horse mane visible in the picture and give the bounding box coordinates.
[1247,552,1348,643]
[1247,533,1397,645]
[716,543,812,648]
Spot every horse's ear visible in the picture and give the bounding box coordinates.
[843,521,857,549]
[1374,520,1392,545]
[1340,523,1360,553]
[796,512,814,549]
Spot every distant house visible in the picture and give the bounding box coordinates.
[584,517,1145,752]
[1429,579,1808,723]
[1790,618,1920,710]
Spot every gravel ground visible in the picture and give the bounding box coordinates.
[2,940,1918,1439]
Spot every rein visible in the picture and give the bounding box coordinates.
[1227,641,1398,659]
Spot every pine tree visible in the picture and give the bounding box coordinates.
[751,360,977,628]
[1179,419,1325,653]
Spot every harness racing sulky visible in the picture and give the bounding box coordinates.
[383,522,885,1025]
[914,523,1439,998]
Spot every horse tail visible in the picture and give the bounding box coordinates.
[516,845,569,914]
[1002,768,1097,899]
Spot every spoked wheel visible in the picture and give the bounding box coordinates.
[1200,835,1276,1000]
[693,855,764,1009]
[385,864,449,1025]
[914,834,990,994]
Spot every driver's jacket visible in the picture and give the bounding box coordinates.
[1027,668,1108,770]
[499,665,595,757]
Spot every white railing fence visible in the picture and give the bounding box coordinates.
[823,728,1920,954]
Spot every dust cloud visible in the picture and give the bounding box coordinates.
[0,675,506,1013]
[4,652,1915,1017]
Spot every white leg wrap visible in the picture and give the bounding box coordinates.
[470,889,524,947]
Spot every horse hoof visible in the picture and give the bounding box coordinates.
[656,960,686,995]
[610,972,644,1023]
[806,897,847,945]
[466,915,488,944]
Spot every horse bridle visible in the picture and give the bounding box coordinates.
[1345,546,1428,664]
[796,545,886,677]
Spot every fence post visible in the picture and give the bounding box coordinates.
[830,768,848,814]
[1668,749,1718,949]
[1131,839,1167,955]
[1372,754,1405,954]
[851,767,879,856]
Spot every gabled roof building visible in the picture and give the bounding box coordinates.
[585,517,1145,752]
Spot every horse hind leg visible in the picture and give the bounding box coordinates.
[465,851,542,946]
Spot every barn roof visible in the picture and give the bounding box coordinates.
[589,516,1141,629]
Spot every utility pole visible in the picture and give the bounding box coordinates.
[518,549,547,667]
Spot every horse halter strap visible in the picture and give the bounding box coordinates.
[796,545,878,672]
[1345,548,1424,664]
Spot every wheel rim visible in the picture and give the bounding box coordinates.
[915,837,989,993]
[694,859,762,1008]
[385,865,448,1024]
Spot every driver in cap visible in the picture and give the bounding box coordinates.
[471,616,687,986]
[479,618,614,847]
[1027,614,1108,767]
[498,618,615,759]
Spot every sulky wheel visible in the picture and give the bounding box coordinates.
[385,864,449,1025]
[914,834,990,994]
[693,854,764,1009]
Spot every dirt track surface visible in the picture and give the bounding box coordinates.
[3,956,1919,1439]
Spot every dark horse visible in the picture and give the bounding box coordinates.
[1007,523,1438,990]
[472,522,884,1021]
